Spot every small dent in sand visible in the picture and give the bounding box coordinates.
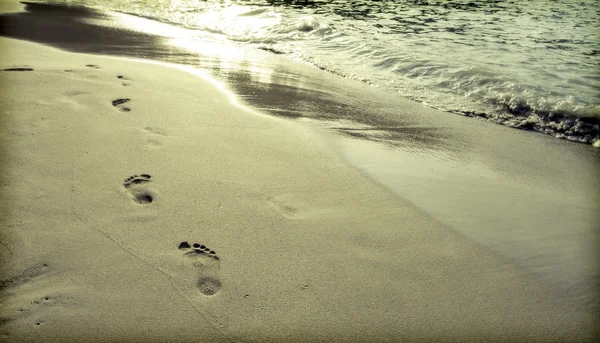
[197,277,222,296]
[85,64,100,69]
[135,194,152,204]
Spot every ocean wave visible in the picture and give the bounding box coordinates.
[453,101,600,146]
[276,15,320,33]
[46,0,600,146]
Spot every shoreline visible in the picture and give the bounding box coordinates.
[1,1,598,148]
[1,1,599,148]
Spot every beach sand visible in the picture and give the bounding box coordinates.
[0,37,596,342]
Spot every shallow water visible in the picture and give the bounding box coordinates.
[49,0,600,145]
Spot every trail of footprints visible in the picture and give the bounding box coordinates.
[112,65,222,296]
[4,64,224,297]
[122,176,224,296]
[5,64,133,109]
[0,64,220,335]
[111,74,132,111]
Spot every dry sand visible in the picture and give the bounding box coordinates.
[0,37,596,342]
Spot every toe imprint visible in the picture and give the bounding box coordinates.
[123,174,151,188]
[178,241,191,249]
[178,241,219,260]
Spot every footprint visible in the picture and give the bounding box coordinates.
[266,196,298,219]
[0,263,50,291]
[112,98,130,106]
[142,127,166,148]
[2,68,33,72]
[123,174,153,204]
[178,241,222,296]
[112,98,131,112]
[64,90,88,97]
[117,75,132,86]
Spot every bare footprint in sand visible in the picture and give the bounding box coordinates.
[178,241,222,296]
[123,174,154,204]
[112,98,131,112]
[266,196,299,219]
[142,127,166,148]
[0,263,50,291]
[117,75,132,87]
[2,67,34,72]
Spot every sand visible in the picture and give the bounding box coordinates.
[0,37,597,342]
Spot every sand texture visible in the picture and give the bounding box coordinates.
[0,37,596,342]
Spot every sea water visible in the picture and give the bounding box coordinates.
[53,0,600,145]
